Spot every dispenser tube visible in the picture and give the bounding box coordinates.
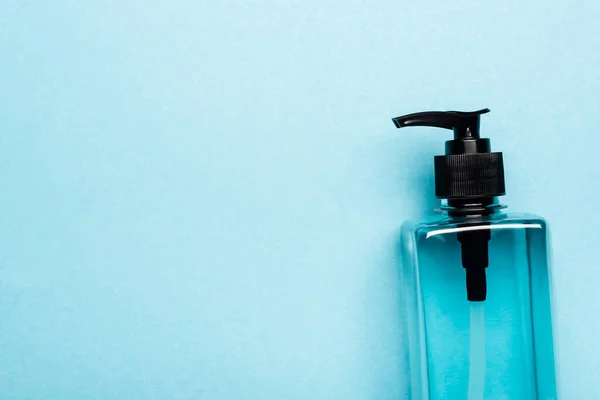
[468,301,486,400]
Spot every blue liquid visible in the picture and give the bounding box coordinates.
[401,213,558,399]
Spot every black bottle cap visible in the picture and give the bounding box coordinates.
[392,109,505,200]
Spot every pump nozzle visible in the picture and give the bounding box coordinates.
[392,109,489,140]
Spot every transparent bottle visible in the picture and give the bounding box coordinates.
[393,110,559,399]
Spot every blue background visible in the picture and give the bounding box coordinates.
[0,1,597,398]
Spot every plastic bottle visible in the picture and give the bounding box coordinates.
[394,109,559,399]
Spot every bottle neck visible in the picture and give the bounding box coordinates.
[442,197,504,217]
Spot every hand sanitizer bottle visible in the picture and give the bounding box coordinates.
[393,109,559,399]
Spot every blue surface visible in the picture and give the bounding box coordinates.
[0,1,598,398]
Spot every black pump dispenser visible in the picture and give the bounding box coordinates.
[392,108,505,209]
[392,108,505,302]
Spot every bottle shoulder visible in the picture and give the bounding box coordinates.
[402,211,548,239]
